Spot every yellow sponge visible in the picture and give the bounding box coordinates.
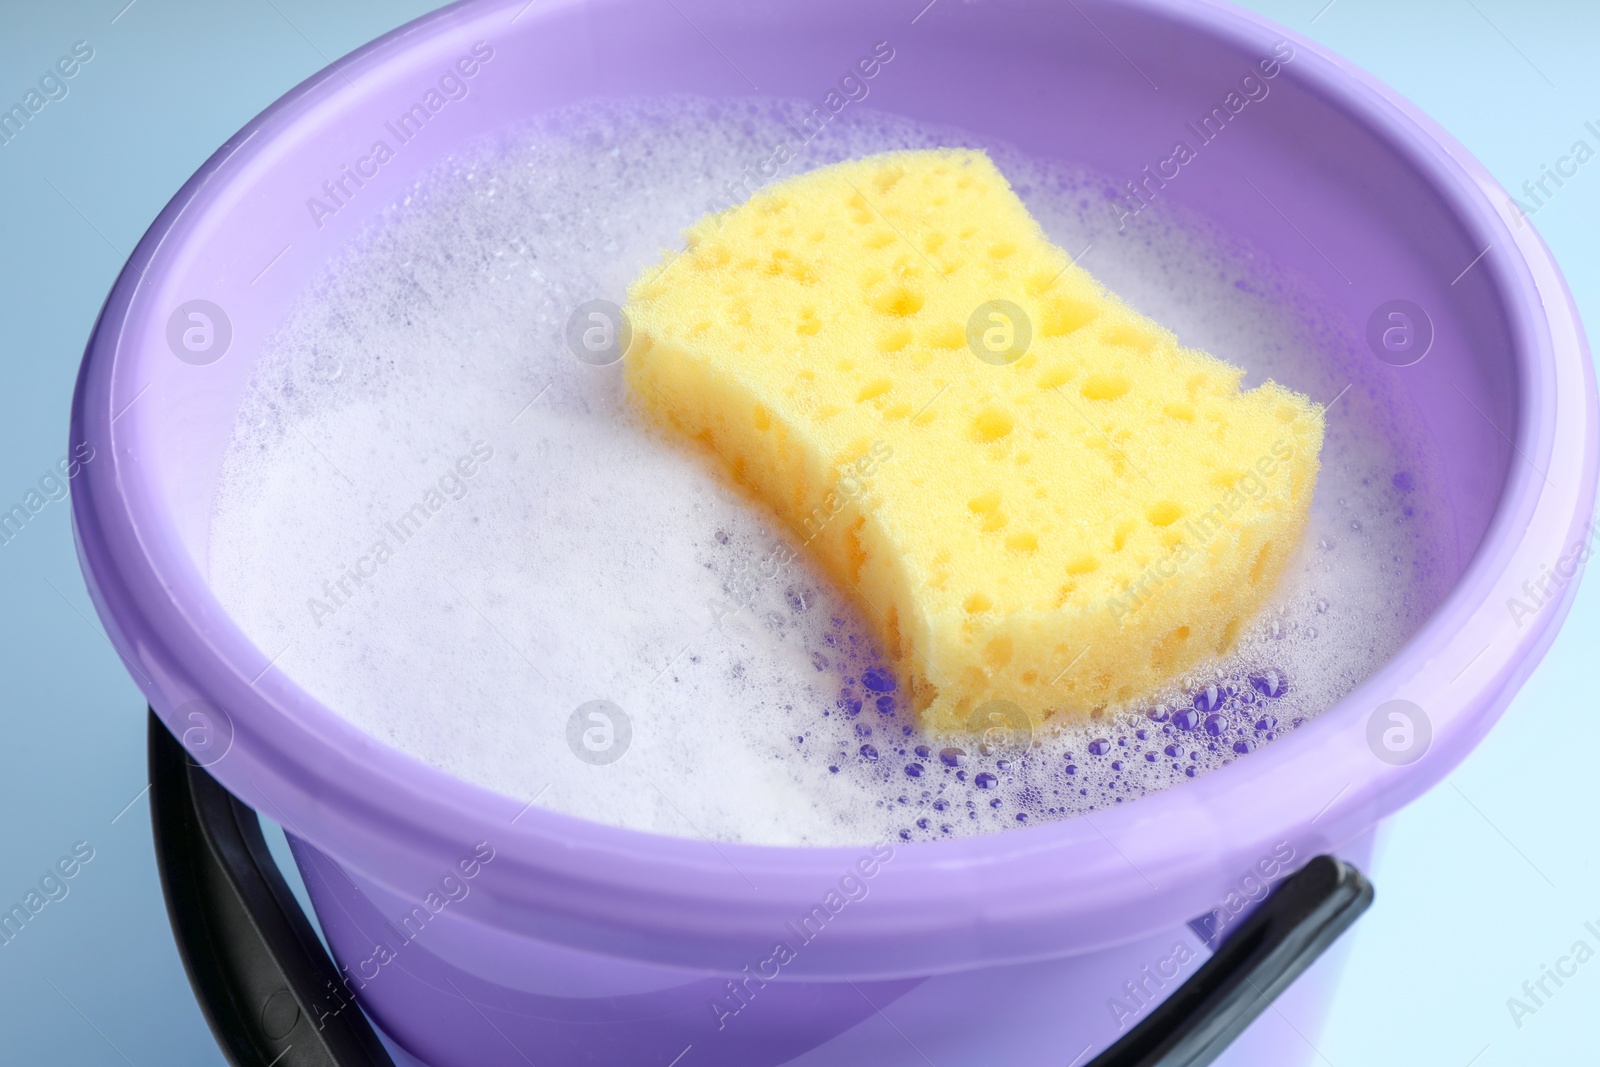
[624,149,1322,731]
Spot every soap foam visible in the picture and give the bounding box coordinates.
[208,97,1452,846]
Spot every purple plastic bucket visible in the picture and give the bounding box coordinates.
[70,0,1595,1064]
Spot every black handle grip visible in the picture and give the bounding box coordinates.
[1087,853,1374,1067]
[149,709,396,1067]
[150,705,1368,1067]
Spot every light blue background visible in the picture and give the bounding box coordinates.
[0,1,1594,1064]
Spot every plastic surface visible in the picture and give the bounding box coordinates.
[289,831,1378,1067]
[149,711,395,1067]
[170,830,1360,1067]
[69,0,1596,1064]
[1088,855,1373,1067]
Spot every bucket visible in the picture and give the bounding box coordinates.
[71,0,1596,1064]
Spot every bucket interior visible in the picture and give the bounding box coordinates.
[130,0,1514,592]
[93,0,1542,876]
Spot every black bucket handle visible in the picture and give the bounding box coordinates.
[149,709,1372,1067]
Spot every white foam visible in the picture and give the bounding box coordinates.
[208,97,1452,846]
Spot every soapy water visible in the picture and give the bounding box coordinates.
[208,96,1453,846]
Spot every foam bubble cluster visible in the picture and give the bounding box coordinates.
[208,97,1451,846]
